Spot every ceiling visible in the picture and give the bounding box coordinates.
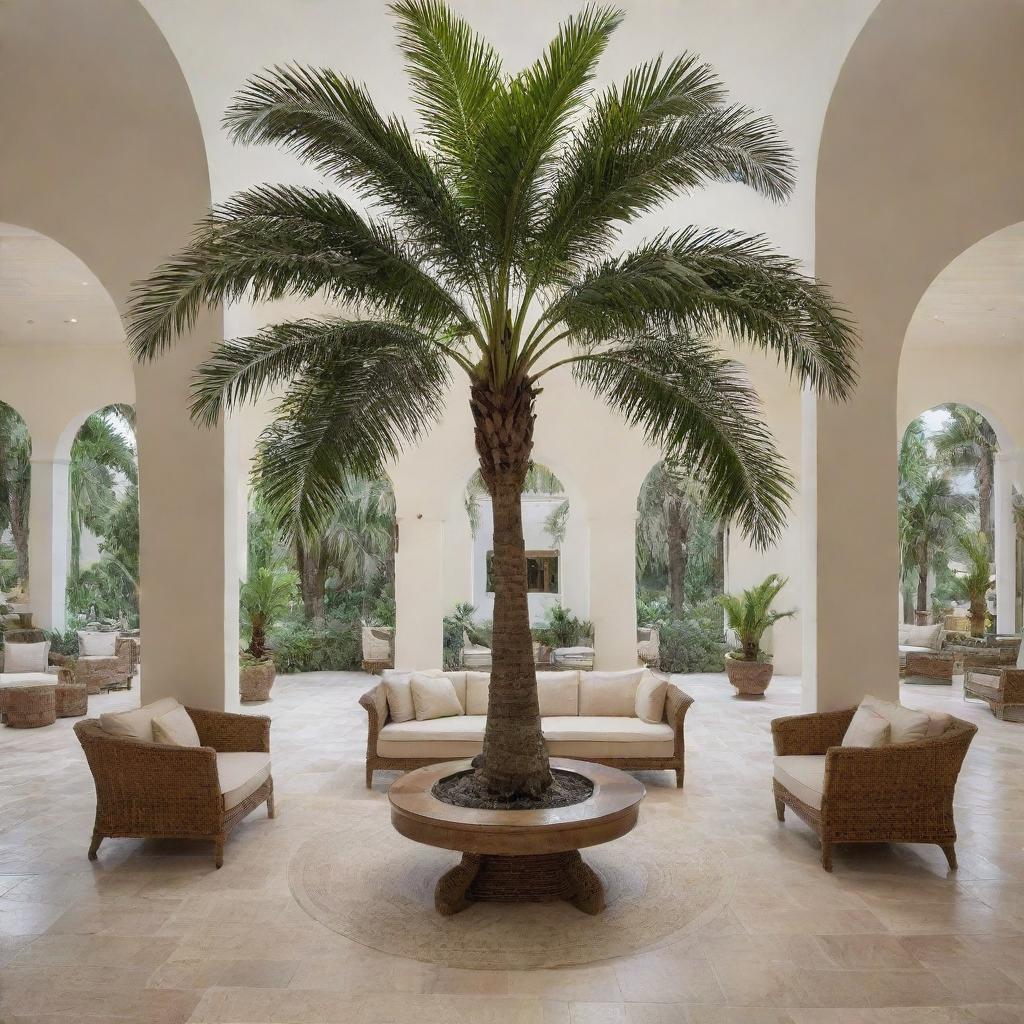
[905,221,1024,351]
[0,225,124,348]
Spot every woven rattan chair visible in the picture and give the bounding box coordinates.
[74,708,273,868]
[5,685,56,728]
[964,642,1024,721]
[64,637,138,694]
[771,707,976,871]
[361,626,394,674]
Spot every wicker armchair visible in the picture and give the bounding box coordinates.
[771,707,976,871]
[361,626,394,674]
[58,637,138,694]
[964,644,1024,721]
[74,707,273,868]
[637,627,660,668]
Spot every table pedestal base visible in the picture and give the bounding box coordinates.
[435,850,604,916]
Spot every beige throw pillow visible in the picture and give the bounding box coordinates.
[2,641,49,673]
[635,671,668,724]
[100,697,181,743]
[861,695,931,744]
[411,672,463,721]
[579,669,645,717]
[78,630,118,657]
[151,705,202,747]
[466,672,490,715]
[381,669,416,723]
[842,705,891,747]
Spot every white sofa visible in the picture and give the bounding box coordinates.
[897,622,945,665]
[360,668,693,788]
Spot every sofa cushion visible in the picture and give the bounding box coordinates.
[861,695,931,744]
[0,672,57,686]
[100,697,180,743]
[923,710,953,737]
[842,705,891,747]
[78,630,118,657]
[541,716,673,744]
[152,705,202,747]
[216,752,272,810]
[382,669,416,723]
[537,671,578,716]
[897,623,944,651]
[466,671,490,715]
[579,669,644,716]
[440,671,467,712]
[635,671,668,723]
[774,755,826,809]
[412,672,463,721]
[2,641,49,674]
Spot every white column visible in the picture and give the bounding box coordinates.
[27,457,69,630]
[588,512,637,669]
[560,500,589,620]
[994,450,1020,634]
[394,514,445,669]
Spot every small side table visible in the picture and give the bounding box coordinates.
[5,685,56,728]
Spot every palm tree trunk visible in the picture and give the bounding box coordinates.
[979,455,993,539]
[969,596,986,638]
[665,498,688,618]
[8,489,29,587]
[916,541,930,624]
[471,380,550,798]
[295,538,326,624]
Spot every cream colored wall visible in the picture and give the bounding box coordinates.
[1,0,238,707]
[814,0,1024,709]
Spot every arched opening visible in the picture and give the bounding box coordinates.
[635,460,726,674]
[0,401,32,600]
[898,405,999,635]
[244,473,397,673]
[64,405,138,634]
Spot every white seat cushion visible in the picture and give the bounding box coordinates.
[216,752,272,810]
[0,672,57,686]
[100,697,180,743]
[774,755,827,809]
[377,714,676,759]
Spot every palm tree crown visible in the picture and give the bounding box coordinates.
[128,1,858,798]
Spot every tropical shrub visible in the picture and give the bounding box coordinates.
[533,604,593,649]
[658,615,727,673]
[265,617,362,674]
[718,573,794,662]
[240,566,299,660]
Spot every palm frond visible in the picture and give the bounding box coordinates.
[571,334,792,549]
[546,228,857,401]
[251,326,451,538]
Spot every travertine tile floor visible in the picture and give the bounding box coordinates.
[2,670,1023,1023]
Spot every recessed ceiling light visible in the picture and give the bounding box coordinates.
[65,317,78,324]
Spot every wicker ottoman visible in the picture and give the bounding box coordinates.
[6,685,56,728]
[55,681,88,718]
[902,651,955,684]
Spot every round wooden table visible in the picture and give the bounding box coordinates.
[389,758,644,916]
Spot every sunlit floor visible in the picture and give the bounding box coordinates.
[2,669,1023,1023]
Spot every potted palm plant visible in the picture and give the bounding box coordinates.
[718,573,794,697]
[239,566,298,702]
[952,531,993,638]
[127,1,857,801]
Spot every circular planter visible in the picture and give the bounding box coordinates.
[239,659,275,702]
[724,654,774,697]
[389,758,645,916]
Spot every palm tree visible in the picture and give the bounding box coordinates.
[952,530,994,638]
[240,566,299,660]
[636,459,719,618]
[718,573,794,662]
[900,473,973,623]
[934,405,998,538]
[0,403,31,587]
[68,409,137,587]
[127,2,857,798]
[898,419,930,623]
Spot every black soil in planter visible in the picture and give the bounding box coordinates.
[432,767,594,811]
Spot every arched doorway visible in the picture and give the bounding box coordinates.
[0,401,32,596]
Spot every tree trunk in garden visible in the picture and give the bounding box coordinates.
[8,490,29,587]
[470,379,551,798]
[665,497,688,619]
[295,538,326,624]
[916,541,930,624]
[969,596,986,638]
[979,454,993,540]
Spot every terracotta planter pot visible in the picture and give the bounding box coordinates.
[239,660,275,702]
[724,655,773,697]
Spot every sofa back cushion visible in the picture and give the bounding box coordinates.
[78,630,118,657]
[1,641,49,674]
[466,671,490,715]
[152,705,202,747]
[441,671,467,711]
[412,672,464,721]
[536,671,578,716]
[579,669,645,717]
[897,623,944,651]
[635,670,668,723]
[382,670,416,722]
[100,697,180,743]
